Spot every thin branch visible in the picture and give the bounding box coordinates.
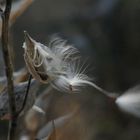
[0,0,34,37]
[16,74,32,116]
[52,119,56,140]
[1,0,16,140]
[9,0,34,25]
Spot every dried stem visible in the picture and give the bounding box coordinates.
[17,74,32,116]
[0,0,34,37]
[52,119,56,140]
[1,0,16,140]
[10,0,34,25]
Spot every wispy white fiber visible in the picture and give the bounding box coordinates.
[116,85,140,117]
[23,33,112,94]
[51,60,112,94]
[23,35,79,79]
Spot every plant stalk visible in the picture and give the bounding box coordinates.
[1,0,17,140]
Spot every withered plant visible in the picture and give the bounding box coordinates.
[1,1,140,140]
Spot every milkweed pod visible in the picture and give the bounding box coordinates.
[0,80,37,119]
[36,113,74,140]
[23,31,49,84]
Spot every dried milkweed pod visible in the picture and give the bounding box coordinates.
[23,32,113,94]
[22,31,79,85]
[23,31,49,83]
[0,80,37,120]
[36,113,74,140]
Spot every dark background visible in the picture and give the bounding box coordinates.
[12,0,140,91]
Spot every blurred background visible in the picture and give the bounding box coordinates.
[1,0,140,139]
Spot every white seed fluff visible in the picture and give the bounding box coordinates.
[116,85,140,117]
